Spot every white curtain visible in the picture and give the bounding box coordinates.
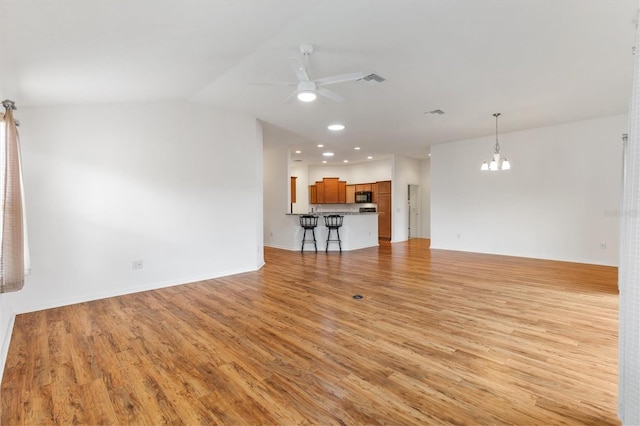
[619,14,640,425]
[0,100,29,293]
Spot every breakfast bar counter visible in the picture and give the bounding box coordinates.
[284,212,378,252]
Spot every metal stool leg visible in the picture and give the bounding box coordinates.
[301,228,307,252]
[302,227,318,252]
[336,228,342,252]
[326,228,331,252]
[312,228,317,252]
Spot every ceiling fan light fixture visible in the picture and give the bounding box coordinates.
[297,91,316,102]
[328,124,345,131]
[297,80,317,102]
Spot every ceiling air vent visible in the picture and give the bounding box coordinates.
[358,73,386,86]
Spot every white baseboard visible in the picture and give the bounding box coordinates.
[14,266,260,315]
[0,311,16,386]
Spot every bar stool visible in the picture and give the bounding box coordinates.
[324,215,344,252]
[299,215,318,252]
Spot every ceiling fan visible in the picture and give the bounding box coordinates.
[252,44,364,103]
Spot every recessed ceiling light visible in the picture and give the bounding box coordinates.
[367,156,373,160]
[295,150,301,154]
[354,147,360,150]
[323,152,334,157]
[317,144,324,148]
[428,153,431,157]
[322,160,327,164]
[343,160,349,163]
[328,124,345,131]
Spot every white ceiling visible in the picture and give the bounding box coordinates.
[0,0,637,165]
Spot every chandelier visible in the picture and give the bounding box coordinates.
[481,113,511,171]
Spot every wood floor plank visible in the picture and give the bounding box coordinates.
[1,239,620,425]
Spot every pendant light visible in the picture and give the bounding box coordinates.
[481,113,511,171]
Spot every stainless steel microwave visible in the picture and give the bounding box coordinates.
[355,191,373,203]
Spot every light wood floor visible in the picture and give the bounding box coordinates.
[1,239,620,425]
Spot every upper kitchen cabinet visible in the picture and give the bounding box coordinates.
[309,177,346,204]
[309,185,317,204]
[323,177,339,204]
[316,180,325,203]
[346,184,356,204]
[338,181,346,204]
[377,180,391,194]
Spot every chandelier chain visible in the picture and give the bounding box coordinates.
[494,112,501,154]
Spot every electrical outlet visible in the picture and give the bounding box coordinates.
[600,242,607,250]
[132,260,143,270]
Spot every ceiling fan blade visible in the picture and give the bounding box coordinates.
[288,57,310,81]
[315,72,365,86]
[248,81,296,86]
[283,89,298,104]
[317,87,346,102]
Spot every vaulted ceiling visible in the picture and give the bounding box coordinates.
[0,0,636,164]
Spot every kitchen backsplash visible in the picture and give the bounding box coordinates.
[309,203,376,213]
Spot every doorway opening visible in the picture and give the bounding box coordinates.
[408,184,420,239]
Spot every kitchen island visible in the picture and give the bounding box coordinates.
[283,212,378,252]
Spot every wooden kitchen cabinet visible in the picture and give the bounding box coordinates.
[309,185,317,204]
[355,183,372,192]
[316,181,325,204]
[346,184,356,203]
[290,176,297,203]
[376,180,392,240]
[338,181,346,203]
[323,177,340,204]
[377,180,391,194]
[310,178,349,204]
[371,183,378,203]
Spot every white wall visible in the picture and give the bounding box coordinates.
[308,158,392,184]
[263,125,298,249]
[290,164,308,214]
[431,114,625,266]
[0,101,264,376]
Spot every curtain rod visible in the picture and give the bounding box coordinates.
[2,100,16,110]
[2,99,19,126]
